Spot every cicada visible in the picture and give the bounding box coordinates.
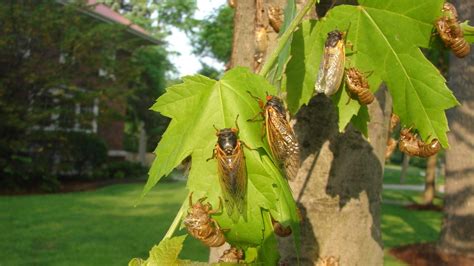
[208,117,248,220]
[272,217,292,237]
[248,92,300,181]
[268,6,283,33]
[218,247,244,263]
[315,30,346,96]
[399,128,441,158]
[435,3,470,58]
[345,67,374,105]
[183,193,226,247]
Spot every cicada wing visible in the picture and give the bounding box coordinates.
[266,108,300,180]
[216,146,247,221]
[323,44,345,96]
[314,47,332,94]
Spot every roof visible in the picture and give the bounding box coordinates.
[58,0,161,45]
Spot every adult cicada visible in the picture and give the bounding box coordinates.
[248,92,300,181]
[399,128,441,158]
[183,193,226,247]
[208,116,248,220]
[315,30,346,96]
[345,67,374,105]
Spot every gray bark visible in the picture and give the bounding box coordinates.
[438,0,474,255]
[400,154,410,184]
[423,154,437,205]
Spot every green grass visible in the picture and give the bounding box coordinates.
[0,182,208,266]
[383,164,445,185]
[1,170,444,265]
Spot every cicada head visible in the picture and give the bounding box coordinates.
[265,95,286,116]
[217,128,238,155]
[325,30,344,48]
[442,2,458,20]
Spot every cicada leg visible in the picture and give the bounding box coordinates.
[240,140,257,151]
[206,147,217,162]
[208,197,223,215]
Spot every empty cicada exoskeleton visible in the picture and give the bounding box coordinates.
[389,113,400,132]
[248,92,300,181]
[272,217,292,237]
[315,30,346,96]
[208,116,249,221]
[183,193,226,247]
[227,0,236,8]
[345,67,374,105]
[399,128,441,158]
[268,6,283,33]
[218,247,244,263]
[435,3,470,58]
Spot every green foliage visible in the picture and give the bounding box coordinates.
[129,235,187,266]
[191,5,234,63]
[285,0,458,146]
[197,62,222,80]
[143,67,299,262]
[98,0,198,36]
[96,161,148,180]
[461,20,474,43]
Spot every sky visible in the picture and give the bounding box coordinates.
[166,0,227,77]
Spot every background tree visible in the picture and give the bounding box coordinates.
[439,0,474,255]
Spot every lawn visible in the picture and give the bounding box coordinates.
[0,182,208,265]
[383,164,445,186]
[1,171,443,265]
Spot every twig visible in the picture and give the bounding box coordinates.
[163,195,188,239]
[259,0,318,77]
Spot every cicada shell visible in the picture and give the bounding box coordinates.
[183,193,226,247]
[272,217,292,237]
[435,3,470,58]
[385,137,397,160]
[218,247,244,263]
[345,67,374,105]
[208,122,247,221]
[227,0,236,8]
[389,113,400,132]
[399,128,441,158]
[248,92,300,180]
[315,30,346,96]
[268,6,283,33]
[255,25,269,55]
[316,256,340,266]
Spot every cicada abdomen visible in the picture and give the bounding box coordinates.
[345,67,374,105]
[399,128,441,158]
[183,193,226,247]
[248,92,300,181]
[218,247,244,263]
[315,30,346,96]
[272,217,292,237]
[435,3,470,58]
[208,121,247,221]
[268,6,283,33]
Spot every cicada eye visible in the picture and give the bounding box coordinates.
[266,95,273,102]
[231,128,238,134]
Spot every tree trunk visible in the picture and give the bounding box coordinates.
[216,1,387,264]
[438,0,474,255]
[423,154,437,205]
[400,153,410,184]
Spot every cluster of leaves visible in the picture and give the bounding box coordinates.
[137,0,474,263]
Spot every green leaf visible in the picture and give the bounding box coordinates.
[461,20,474,44]
[128,235,187,266]
[285,0,458,147]
[268,0,297,91]
[144,67,300,249]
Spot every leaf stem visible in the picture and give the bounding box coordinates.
[259,0,317,77]
[163,196,188,239]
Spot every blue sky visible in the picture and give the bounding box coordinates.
[166,0,227,77]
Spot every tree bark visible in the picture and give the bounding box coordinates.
[400,153,410,184]
[423,154,437,205]
[218,1,387,264]
[438,0,474,255]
